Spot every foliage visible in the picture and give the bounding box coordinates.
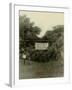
[19,15,41,54]
[30,25,64,62]
[19,15,64,62]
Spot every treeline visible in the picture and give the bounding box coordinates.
[30,25,64,62]
[19,15,64,62]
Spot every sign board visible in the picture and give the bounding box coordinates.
[35,43,48,50]
[22,54,26,59]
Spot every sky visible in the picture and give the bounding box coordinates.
[20,10,64,37]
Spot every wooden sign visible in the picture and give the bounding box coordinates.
[35,43,48,50]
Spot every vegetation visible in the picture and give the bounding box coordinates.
[19,15,64,62]
[19,15,41,55]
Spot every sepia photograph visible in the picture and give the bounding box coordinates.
[19,10,64,79]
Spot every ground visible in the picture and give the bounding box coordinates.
[19,59,64,79]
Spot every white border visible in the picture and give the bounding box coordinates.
[10,3,70,87]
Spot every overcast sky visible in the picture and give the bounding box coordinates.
[20,11,64,37]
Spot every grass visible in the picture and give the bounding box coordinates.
[19,59,64,79]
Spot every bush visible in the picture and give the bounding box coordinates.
[30,49,55,62]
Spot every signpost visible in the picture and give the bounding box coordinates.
[22,54,26,64]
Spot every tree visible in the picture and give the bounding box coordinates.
[42,25,64,45]
[41,25,64,61]
[19,15,41,56]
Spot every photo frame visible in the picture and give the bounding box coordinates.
[9,3,70,87]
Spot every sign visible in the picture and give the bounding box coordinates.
[35,43,48,50]
[23,54,26,59]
